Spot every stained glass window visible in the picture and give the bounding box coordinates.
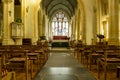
[52,11,69,36]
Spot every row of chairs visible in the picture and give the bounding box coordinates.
[73,44,120,80]
[0,42,50,80]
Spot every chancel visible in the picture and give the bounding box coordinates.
[0,0,120,80]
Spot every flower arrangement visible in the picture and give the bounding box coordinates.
[97,34,104,39]
[97,34,104,42]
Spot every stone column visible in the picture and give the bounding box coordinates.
[94,0,101,44]
[72,16,76,40]
[21,0,27,38]
[2,0,14,45]
[32,4,40,45]
[70,20,73,40]
[42,15,45,35]
[39,10,43,36]
[77,9,81,40]
[53,21,55,35]
[108,0,119,45]
[75,15,78,40]
[48,21,52,40]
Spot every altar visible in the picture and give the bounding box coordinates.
[51,36,69,47]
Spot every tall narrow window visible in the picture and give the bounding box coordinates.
[52,11,69,36]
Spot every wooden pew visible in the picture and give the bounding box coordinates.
[7,50,29,80]
[0,53,16,80]
[0,44,50,80]
[88,48,104,70]
[97,46,120,80]
[0,57,2,80]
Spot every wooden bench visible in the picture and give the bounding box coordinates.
[97,47,120,80]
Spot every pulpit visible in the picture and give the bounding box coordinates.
[11,22,23,44]
[11,22,23,39]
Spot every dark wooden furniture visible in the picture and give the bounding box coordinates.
[22,38,32,45]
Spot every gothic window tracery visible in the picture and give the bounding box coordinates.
[52,11,69,36]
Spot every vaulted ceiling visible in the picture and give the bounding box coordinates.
[41,0,78,19]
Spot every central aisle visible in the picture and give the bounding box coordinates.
[45,52,83,67]
[33,50,96,80]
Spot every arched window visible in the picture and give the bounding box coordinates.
[51,11,69,36]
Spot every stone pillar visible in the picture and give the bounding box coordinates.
[94,0,101,44]
[75,15,77,40]
[71,17,75,40]
[32,4,39,45]
[48,21,52,40]
[38,10,43,37]
[2,0,14,45]
[68,21,71,37]
[73,16,76,40]
[21,0,26,38]
[83,0,94,45]
[77,9,81,40]
[108,0,119,45]
[42,15,45,35]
